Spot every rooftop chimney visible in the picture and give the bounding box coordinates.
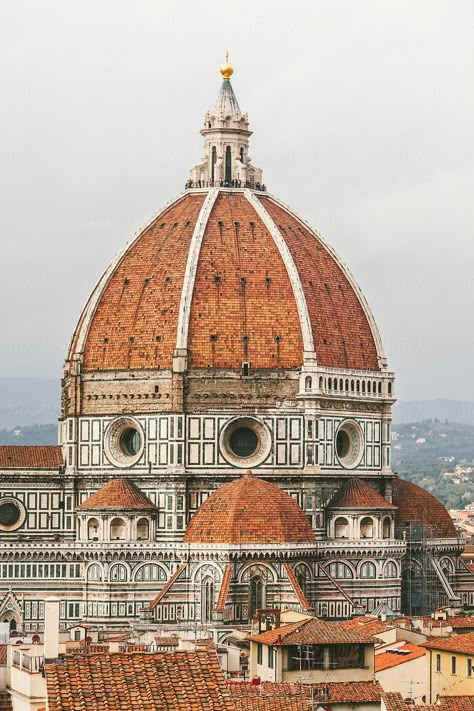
[44,596,60,662]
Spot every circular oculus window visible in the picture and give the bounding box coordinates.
[335,420,364,469]
[220,417,271,468]
[104,417,144,468]
[0,498,26,532]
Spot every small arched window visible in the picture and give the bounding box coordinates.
[384,561,397,578]
[240,147,245,164]
[360,517,374,539]
[378,382,382,394]
[360,561,376,579]
[345,379,349,391]
[334,517,349,539]
[225,145,232,182]
[87,518,99,541]
[327,562,353,579]
[87,564,102,582]
[110,564,127,582]
[339,379,343,390]
[388,382,392,395]
[135,564,166,581]
[110,517,127,540]
[362,381,366,393]
[356,380,360,392]
[137,518,149,541]
[333,379,338,391]
[367,381,371,393]
[319,377,324,389]
[328,378,332,390]
[305,376,312,392]
[211,146,217,183]
[383,517,392,539]
[249,576,264,619]
[350,380,355,392]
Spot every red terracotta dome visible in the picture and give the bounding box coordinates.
[183,470,315,545]
[392,478,457,539]
[67,189,384,373]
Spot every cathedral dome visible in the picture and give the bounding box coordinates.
[183,470,315,545]
[67,189,384,373]
[392,478,457,539]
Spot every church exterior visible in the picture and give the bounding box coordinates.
[0,59,471,637]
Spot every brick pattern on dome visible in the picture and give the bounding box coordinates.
[82,194,205,371]
[187,193,303,369]
[258,195,380,370]
[183,472,315,545]
[327,478,396,510]
[0,446,63,469]
[46,650,233,711]
[392,478,457,539]
[78,478,156,510]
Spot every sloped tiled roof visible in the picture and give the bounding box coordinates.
[78,479,156,511]
[438,697,474,711]
[0,645,7,665]
[327,478,395,509]
[250,617,375,646]
[215,564,233,612]
[0,446,63,469]
[382,693,407,711]
[392,478,457,539]
[184,471,315,545]
[375,643,425,672]
[46,650,234,711]
[421,631,474,654]
[339,615,395,637]
[149,564,186,610]
[229,680,383,707]
[283,564,313,611]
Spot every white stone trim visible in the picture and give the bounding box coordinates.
[175,188,219,351]
[244,190,316,364]
[261,193,388,370]
[68,192,189,363]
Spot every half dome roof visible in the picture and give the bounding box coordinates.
[183,470,315,545]
[78,479,156,511]
[392,478,457,539]
[327,478,396,510]
[68,189,384,373]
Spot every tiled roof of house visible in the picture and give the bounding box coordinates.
[46,650,234,711]
[339,615,395,637]
[283,564,313,611]
[250,616,375,646]
[184,471,315,545]
[0,446,63,469]
[438,697,474,711]
[382,693,407,711]
[327,478,396,509]
[78,479,156,511]
[421,631,474,654]
[215,564,233,612]
[375,643,425,672]
[69,191,381,373]
[392,478,457,539]
[0,645,7,665]
[149,563,186,610]
[229,680,383,707]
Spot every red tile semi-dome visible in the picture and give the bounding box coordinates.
[392,478,457,539]
[67,189,384,373]
[183,470,315,545]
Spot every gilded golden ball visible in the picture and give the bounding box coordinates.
[220,61,234,80]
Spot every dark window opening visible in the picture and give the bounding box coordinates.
[229,428,258,458]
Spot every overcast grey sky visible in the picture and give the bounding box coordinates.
[1,1,473,401]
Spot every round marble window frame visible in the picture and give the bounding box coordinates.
[219,416,272,468]
[0,497,26,532]
[104,417,145,468]
[335,419,365,469]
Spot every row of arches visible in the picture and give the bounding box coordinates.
[323,559,399,580]
[86,517,150,542]
[304,375,392,397]
[87,562,167,583]
[332,515,393,540]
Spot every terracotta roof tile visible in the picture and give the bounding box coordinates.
[340,616,395,637]
[250,617,375,646]
[228,680,383,706]
[46,650,234,711]
[439,697,474,711]
[392,478,457,539]
[327,478,395,509]
[0,446,63,469]
[0,645,7,665]
[375,643,425,672]
[283,564,313,611]
[78,479,156,511]
[382,693,407,711]
[184,471,315,545]
[421,631,474,654]
[215,564,233,612]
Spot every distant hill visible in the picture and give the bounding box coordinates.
[0,378,60,429]
[0,423,57,445]
[393,399,474,426]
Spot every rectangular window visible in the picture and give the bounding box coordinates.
[166,496,173,511]
[452,656,457,675]
[467,658,473,677]
[176,515,184,530]
[176,495,184,511]
[268,646,274,669]
[257,643,263,665]
[166,515,173,529]
[436,654,441,673]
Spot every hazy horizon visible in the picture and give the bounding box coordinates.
[1,1,473,401]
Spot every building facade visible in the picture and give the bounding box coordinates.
[0,59,470,636]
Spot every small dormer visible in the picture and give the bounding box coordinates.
[326,479,397,541]
[76,479,157,543]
